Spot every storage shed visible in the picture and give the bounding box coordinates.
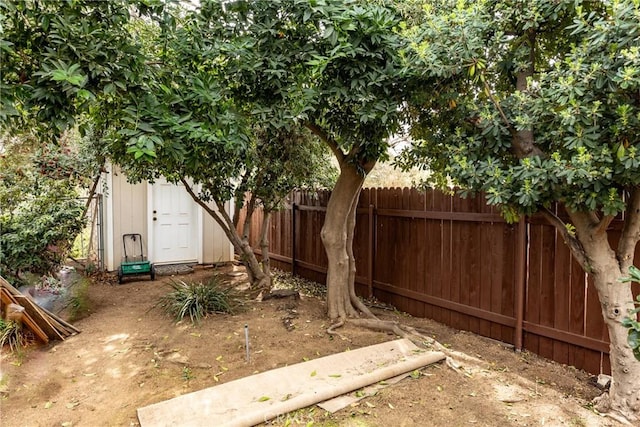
[101,165,234,272]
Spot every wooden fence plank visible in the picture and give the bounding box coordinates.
[553,229,571,366]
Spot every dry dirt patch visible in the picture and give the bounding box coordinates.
[0,265,618,426]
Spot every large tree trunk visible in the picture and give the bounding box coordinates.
[569,212,640,423]
[591,267,640,423]
[322,161,373,320]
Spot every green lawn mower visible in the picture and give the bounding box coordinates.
[118,233,155,284]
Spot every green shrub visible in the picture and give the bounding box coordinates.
[0,138,89,283]
[157,275,242,324]
[0,183,85,281]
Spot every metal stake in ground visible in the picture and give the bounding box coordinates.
[244,324,250,363]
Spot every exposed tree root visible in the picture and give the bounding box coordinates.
[350,292,377,319]
[592,393,635,426]
[324,317,477,377]
[349,318,448,352]
[326,319,349,341]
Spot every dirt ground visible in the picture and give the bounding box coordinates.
[0,264,621,427]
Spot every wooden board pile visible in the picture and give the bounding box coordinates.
[1,275,79,343]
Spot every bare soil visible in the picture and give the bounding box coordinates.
[0,265,620,427]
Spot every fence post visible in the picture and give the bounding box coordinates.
[291,201,297,277]
[514,215,527,351]
[368,203,375,298]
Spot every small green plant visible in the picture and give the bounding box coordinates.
[619,266,640,361]
[0,319,29,352]
[157,275,242,324]
[182,366,194,381]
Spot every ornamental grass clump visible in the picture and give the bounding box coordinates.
[157,275,242,324]
[0,319,30,352]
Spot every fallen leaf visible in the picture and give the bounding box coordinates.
[310,370,317,377]
[365,401,375,408]
[258,396,270,402]
[44,401,53,409]
[190,333,201,338]
[388,403,395,409]
[216,355,223,361]
[328,374,341,378]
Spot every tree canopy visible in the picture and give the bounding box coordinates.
[0,0,146,136]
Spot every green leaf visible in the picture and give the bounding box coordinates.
[628,330,640,349]
[51,70,68,81]
[258,396,270,402]
[67,74,86,87]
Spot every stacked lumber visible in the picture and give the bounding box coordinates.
[1,275,80,343]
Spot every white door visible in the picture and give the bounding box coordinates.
[151,180,199,264]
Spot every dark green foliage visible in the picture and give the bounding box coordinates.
[0,0,146,137]
[401,0,640,219]
[157,276,243,324]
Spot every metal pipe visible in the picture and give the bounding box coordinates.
[244,324,250,362]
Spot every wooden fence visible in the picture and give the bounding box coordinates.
[240,188,640,375]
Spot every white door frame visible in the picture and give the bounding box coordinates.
[147,179,203,265]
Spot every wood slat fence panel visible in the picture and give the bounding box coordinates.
[239,188,640,375]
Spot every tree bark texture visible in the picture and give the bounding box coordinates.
[568,210,640,423]
[322,161,370,321]
[259,211,272,284]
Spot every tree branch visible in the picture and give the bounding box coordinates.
[617,187,640,271]
[594,214,615,236]
[541,208,591,272]
[305,121,345,165]
[479,29,544,160]
[232,171,251,227]
[180,177,242,252]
